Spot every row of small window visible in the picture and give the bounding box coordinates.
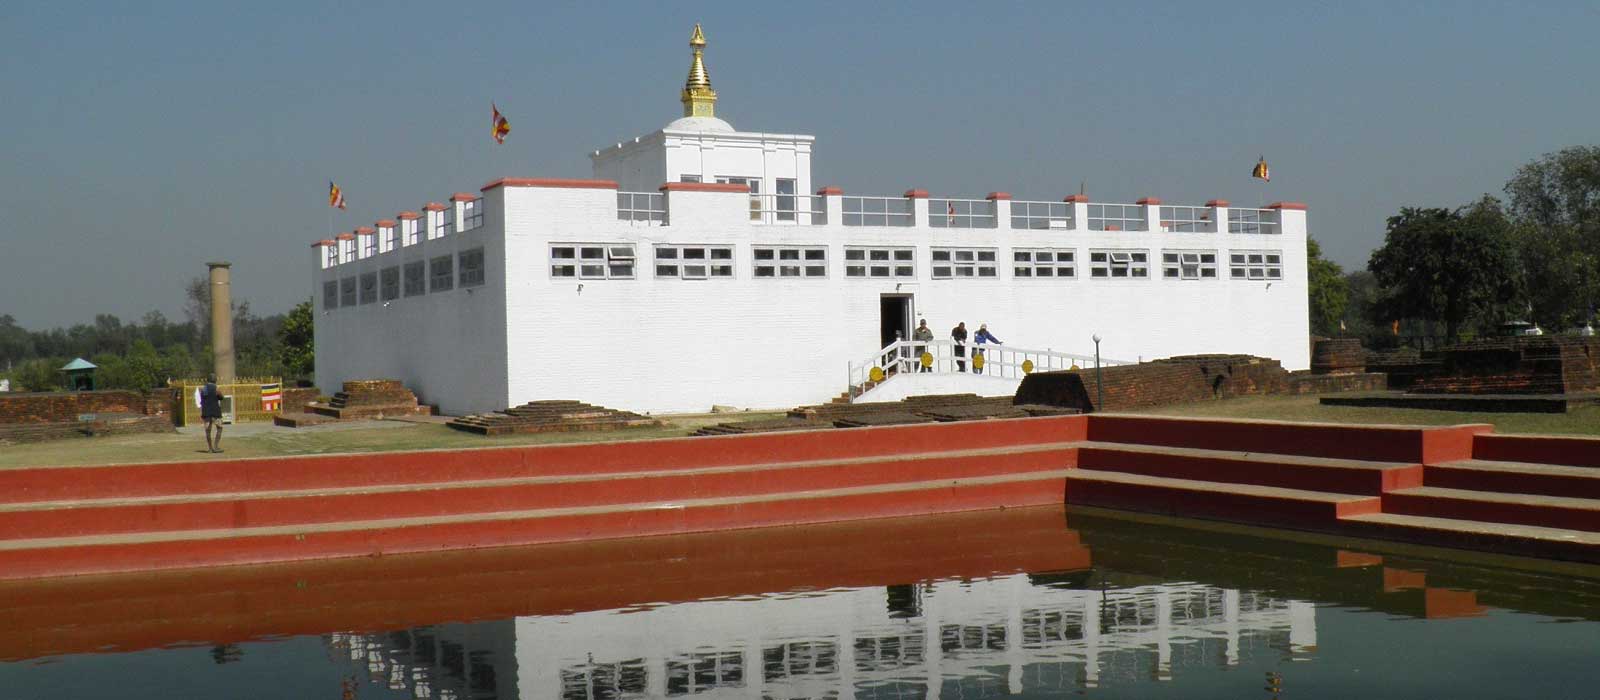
[550,244,1282,281]
[327,200,485,265]
[322,248,485,309]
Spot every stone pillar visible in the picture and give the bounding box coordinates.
[208,262,235,383]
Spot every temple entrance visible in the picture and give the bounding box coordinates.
[880,294,913,348]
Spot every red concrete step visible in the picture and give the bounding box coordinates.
[1425,459,1600,500]
[1473,433,1600,468]
[0,470,1073,581]
[1063,469,1381,530]
[1085,415,1485,464]
[0,414,1088,505]
[1074,441,1420,495]
[1338,512,1600,564]
[1381,486,1600,532]
[0,444,1079,540]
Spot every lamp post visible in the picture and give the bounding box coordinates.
[1092,334,1103,412]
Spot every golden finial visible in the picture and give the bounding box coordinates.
[681,23,718,118]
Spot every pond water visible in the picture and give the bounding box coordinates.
[3,505,1598,699]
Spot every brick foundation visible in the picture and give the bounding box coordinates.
[0,390,170,424]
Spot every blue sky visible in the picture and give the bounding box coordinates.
[2,0,1596,327]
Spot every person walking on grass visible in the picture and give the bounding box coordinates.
[195,375,224,453]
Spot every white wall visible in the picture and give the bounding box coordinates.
[592,127,814,198]
[856,373,1021,403]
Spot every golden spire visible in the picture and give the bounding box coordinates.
[681,23,718,118]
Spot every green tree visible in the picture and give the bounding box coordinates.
[278,299,315,380]
[14,358,63,391]
[1503,146,1600,329]
[1306,237,1348,337]
[1367,197,1520,342]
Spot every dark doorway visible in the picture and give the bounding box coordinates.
[880,295,912,348]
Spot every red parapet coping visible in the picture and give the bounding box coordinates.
[659,181,750,193]
[1266,201,1308,210]
[1062,194,1088,203]
[450,192,477,202]
[1136,197,1162,205]
[310,239,335,248]
[374,219,396,228]
[334,232,356,241]
[481,177,619,192]
[986,192,1012,200]
[816,186,844,196]
[396,211,420,220]
[354,226,375,235]
[903,189,929,199]
[422,202,448,212]
[1206,199,1230,207]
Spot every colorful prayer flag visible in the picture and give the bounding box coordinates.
[329,181,346,209]
[492,103,511,144]
[260,382,282,412]
[1251,156,1270,182]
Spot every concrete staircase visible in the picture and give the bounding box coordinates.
[0,416,1086,581]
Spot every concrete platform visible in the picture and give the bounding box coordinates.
[1320,391,1600,413]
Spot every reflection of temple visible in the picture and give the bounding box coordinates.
[515,576,1316,699]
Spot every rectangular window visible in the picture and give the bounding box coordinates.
[1013,249,1076,278]
[931,247,998,279]
[341,241,355,264]
[655,244,734,279]
[433,208,454,239]
[1088,250,1150,279]
[379,227,396,253]
[1230,250,1284,280]
[380,266,400,301]
[402,219,420,246]
[775,178,796,221]
[753,246,827,278]
[457,247,485,287]
[679,174,702,183]
[324,245,338,268]
[323,280,339,310]
[429,255,454,292]
[358,271,378,304]
[844,247,915,278]
[551,244,635,279]
[1087,204,1147,232]
[362,235,376,258]
[339,276,357,306]
[1162,250,1219,280]
[403,261,426,297]
[461,199,483,231]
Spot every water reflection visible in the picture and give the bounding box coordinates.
[5,505,1600,699]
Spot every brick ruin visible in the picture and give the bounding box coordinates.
[1407,336,1600,395]
[308,380,435,420]
[0,390,175,444]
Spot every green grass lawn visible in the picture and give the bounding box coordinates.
[5,395,1597,470]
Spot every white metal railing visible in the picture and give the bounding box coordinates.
[846,340,1135,399]
[1010,200,1075,230]
[617,192,666,225]
[1228,208,1281,234]
[841,196,914,227]
[1157,206,1217,233]
[1087,203,1148,232]
[929,198,998,229]
[750,193,825,225]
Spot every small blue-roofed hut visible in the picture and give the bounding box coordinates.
[60,358,97,391]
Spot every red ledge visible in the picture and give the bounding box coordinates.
[422,202,448,212]
[310,239,335,248]
[660,182,750,193]
[375,219,396,228]
[396,211,421,220]
[986,192,1012,200]
[354,226,375,235]
[904,189,929,199]
[1062,194,1088,203]
[481,178,619,192]
[1136,197,1162,205]
[1105,225,1123,232]
[816,186,844,196]
[450,192,478,202]
[335,233,356,241]
[1266,201,1308,210]
[1206,199,1230,207]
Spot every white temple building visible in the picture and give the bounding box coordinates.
[311,25,1311,415]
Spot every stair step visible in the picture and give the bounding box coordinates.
[1338,512,1600,564]
[1064,469,1381,529]
[0,470,1073,581]
[1474,433,1600,469]
[1084,414,1481,463]
[1426,459,1600,500]
[1382,486,1600,532]
[1074,441,1420,495]
[0,443,1080,539]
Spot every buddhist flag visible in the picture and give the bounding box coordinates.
[260,382,282,412]
[492,103,511,144]
[329,181,346,209]
[1251,155,1271,182]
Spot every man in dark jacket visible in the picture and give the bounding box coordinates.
[196,376,224,453]
[951,321,968,371]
